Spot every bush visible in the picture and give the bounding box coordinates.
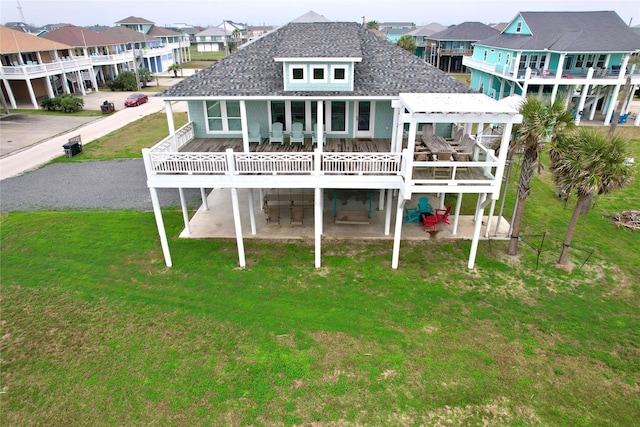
[40,94,84,113]
[106,71,138,91]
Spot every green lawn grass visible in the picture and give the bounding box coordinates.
[1,122,639,425]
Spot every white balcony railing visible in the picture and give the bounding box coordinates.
[0,57,93,77]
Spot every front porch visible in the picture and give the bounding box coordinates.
[180,188,512,241]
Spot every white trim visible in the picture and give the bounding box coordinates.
[274,57,362,62]
[204,100,242,133]
[289,65,307,83]
[311,65,328,83]
[326,100,349,134]
[355,100,375,138]
[330,65,347,83]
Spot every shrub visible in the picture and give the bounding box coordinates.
[40,94,84,113]
[106,71,138,91]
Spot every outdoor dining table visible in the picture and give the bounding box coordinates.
[423,136,456,160]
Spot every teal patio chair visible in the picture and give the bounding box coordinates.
[418,196,433,214]
[312,123,326,146]
[248,122,262,144]
[290,122,305,145]
[269,122,284,144]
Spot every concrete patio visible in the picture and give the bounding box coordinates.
[178,189,512,242]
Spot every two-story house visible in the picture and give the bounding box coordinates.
[193,27,233,53]
[1,25,95,108]
[108,16,189,73]
[143,17,522,271]
[406,23,448,60]
[424,22,499,73]
[463,11,640,126]
[41,25,131,87]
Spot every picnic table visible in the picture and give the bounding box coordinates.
[423,136,456,160]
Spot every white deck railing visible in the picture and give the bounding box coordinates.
[235,152,314,175]
[148,152,228,174]
[150,122,195,152]
[0,57,93,76]
[322,153,402,175]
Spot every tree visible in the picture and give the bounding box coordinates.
[397,35,416,54]
[366,20,379,30]
[137,67,153,88]
[168,63,181,78]
[106,71,137,91]
[548,128,633,265]
[507,96,575,256]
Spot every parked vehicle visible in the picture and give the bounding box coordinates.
[124,93,148,107]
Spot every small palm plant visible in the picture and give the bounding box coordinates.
[548,128,634,265]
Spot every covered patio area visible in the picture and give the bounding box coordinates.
[179,188,512,242]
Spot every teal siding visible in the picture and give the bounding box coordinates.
[284,62,353,92]
[189,101,208,138]
[504,15,532,35]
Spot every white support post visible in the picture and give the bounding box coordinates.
[604,85,621,125]
[391,197,406,269]
[240,100,249,152]
[378,189,385,211]
[149,187,172,267]
[230,187,246,268]
[452,192,463,235]
[384,186,393,236]
[26,79,38,109]
[248,188,256,235]
[2,79,17,109]
[314,187,322,268]
[575,73,591,125]
[200,188,209,210]
[178,187,191,236]
[165,100,176,148]
[484,198,496,238]
[589,86,602,121]
[439,193,445,209]
[316,101,324,154]
[468,193,488,269]
[259,188,265,211]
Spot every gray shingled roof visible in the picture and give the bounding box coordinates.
[477,11,640,52]
[160,22,472,98]
[428,22,499,42]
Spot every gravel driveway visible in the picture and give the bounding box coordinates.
[0,159,203,212]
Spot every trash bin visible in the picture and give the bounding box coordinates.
[63,135,82,158]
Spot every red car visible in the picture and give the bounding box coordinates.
[124,93,148,107]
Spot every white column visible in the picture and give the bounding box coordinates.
[230,187,246,268]
[391,197,405,269]
[378,189,385,211]
[149,187,172,267]
[589,86,602,121]
[468,193,488,269]
[574,82,590,125]
[61,71,70,94]
[604,85,621,125]
[200,188,209,210]
[314,187,322,268]
[316,101,324,154]
[26,79,38,109]
[44,76,54,98]
[451,192,463,235]
[248,188,256,235]
[484,198,496,238]
[384,187,393,236]
[2,79,17,109]
[77,71,86,95]
[178,187,191,235]
[240,100,249,152]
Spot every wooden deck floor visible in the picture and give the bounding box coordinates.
[180,138,393,153]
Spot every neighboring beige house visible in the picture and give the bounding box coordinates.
[1,25,95,108]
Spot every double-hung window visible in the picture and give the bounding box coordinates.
[206,100,242,132]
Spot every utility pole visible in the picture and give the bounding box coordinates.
[16,0,26,23]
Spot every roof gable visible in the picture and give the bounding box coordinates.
[41,25,120,48]
[100,26,155,43]
[428,22,499,41]
[478,11,640,52]
[160,21,472,98]
[1,26,71,53]
[115,16,155,25]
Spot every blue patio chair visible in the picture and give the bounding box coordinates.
[248,122,262,144]
[404,197,432,224]
[290,122,305,145]
[269,122,284,144]
[312,123,326,146]
[618,114,628,125]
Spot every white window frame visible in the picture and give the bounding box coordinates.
[311,65,328,83]
[483,50,488,62]
[516,22,522,34]
[497,52,502,64]
[290,66,307,83]
[326,100,349,135]
[330,65,347,82]
[204,100,242,134]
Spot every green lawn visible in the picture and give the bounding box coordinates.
[1,122,639,425]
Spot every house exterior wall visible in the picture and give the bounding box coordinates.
[504,15,531,35]
[283,62,353,92]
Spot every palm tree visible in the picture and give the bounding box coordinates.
[366,20,379,30]
[507,96,575,256]
[397,35,416,54]
[548,128,633,265]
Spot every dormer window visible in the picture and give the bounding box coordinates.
[312,66,327,82]
[292,68,305,80]
[333,67,346,81]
